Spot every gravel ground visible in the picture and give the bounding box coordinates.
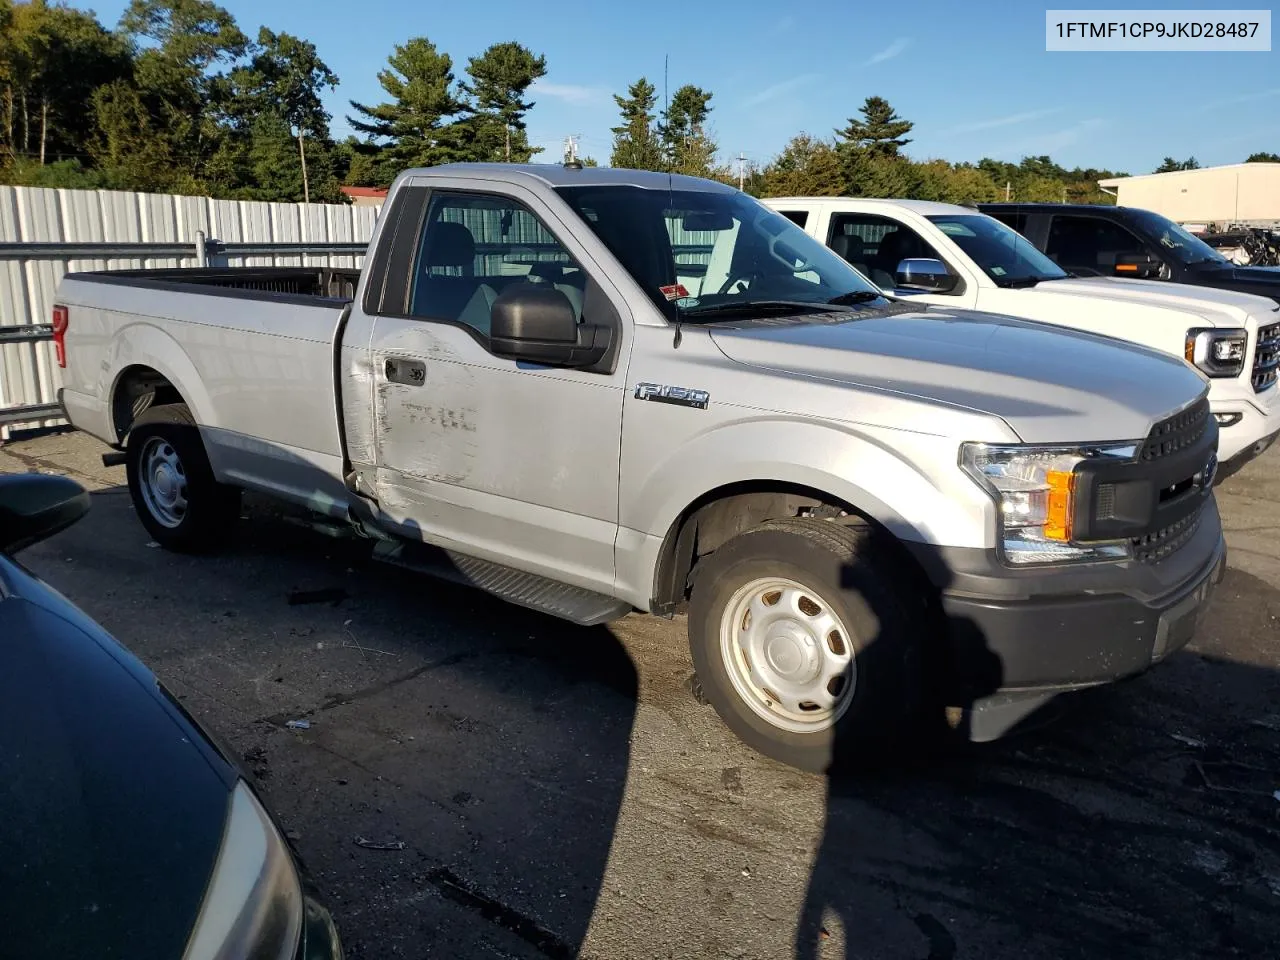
[3,428,1279,960]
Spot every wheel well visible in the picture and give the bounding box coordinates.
[111,365,185,441]
[650,481,878,614]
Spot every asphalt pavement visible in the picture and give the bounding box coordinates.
[2,429,1278,960]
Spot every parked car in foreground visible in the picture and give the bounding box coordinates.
[54,163,1224,772]
[0,472,343,960]
[765,196,1280,479]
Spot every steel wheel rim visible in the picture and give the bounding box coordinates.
[138,436,188,528]
[718,577,856,733]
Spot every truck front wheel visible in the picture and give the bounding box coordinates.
[688,518,925,773]
[125,403,240,552]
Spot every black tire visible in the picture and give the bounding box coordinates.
[687,518,925,774]
[125,403,240,552]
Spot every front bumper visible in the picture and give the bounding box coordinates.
[907,498,1227,741]
[1212,387,1280,476]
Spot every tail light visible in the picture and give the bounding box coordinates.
[51,304,68,368]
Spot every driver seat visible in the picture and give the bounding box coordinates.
[870,230,918,288]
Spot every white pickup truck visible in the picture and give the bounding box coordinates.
[763,197,1280,480]
[54,164,1224,772]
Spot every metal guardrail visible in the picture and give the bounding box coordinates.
[0,241,197,261]
[0,235,366,429]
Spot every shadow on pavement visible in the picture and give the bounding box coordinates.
[17,460,1280,960]
[797,561,1280,960]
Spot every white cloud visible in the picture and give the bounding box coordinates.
[742,73,820,108]
[1190,86,1280,114]
[945,108,1063,136]
[1006,118,1106,155]
[865,37,911,66]
[529,81,609,106]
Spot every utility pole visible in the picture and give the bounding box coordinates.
[737,152,747,191]
[1005,180,1012,201]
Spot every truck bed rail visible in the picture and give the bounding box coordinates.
[64,267,361,302]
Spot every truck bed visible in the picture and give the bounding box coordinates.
[70,266,362,302]
[58,267,360,517]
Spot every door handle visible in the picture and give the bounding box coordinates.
[385,357,426,386]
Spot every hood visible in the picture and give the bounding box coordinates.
[708,308,1208,444]
[1030,276,1279,326]
[1196,262,1280,291]
[0,558,233,960]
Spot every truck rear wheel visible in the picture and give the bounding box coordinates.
[125,403,240,552]
[687,518,924,773]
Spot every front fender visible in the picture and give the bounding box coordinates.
[622,415,988,550]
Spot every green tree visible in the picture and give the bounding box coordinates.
[758,133,843,197]
[835,96,913,159]
[459,41,546,162]
[1246,151,1280,163]
[609,77,661,170]
[347,37,466,181]
[659,84,716,176]
[230,28,338,201]
[118,0,250,190]
[87,78,180,191]
[0,0,129,165]
[1154,156,1199,172]
[842,150,920,197]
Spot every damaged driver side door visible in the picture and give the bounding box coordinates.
[364,180,629,596]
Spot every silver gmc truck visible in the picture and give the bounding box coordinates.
[54,163,1225,772]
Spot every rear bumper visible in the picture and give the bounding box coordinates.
[906,498,1226,740]
[57,387,113,445]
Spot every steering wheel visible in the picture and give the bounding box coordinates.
[718,270,762,295]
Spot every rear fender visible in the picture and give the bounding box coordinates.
[105,323,218,437]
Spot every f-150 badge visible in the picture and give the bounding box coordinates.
[634,382,710,410]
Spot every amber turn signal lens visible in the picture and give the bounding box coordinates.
[1043,469,1075,541]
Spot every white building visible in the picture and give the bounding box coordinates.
[1098,163,1280,227]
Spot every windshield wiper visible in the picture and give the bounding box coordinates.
[826,290,887,305]
[994,276,1047,288]
[679,300,846,320]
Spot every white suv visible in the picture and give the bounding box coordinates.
[765,196,1280,479]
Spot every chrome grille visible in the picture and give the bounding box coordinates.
[1253,321,1280,393]
[1131,509,1203,564]
[1141,398,1210,462]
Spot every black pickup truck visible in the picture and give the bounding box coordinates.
[979,203,1280,304]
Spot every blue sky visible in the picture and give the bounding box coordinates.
[75,0,1279,174]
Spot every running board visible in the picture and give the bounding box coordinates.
[371,540,632,626]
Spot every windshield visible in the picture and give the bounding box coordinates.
[1127,208,1230,266]
[925,214,1068,285]
[555,184,885,319]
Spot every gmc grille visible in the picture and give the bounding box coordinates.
[1253,321,1280,393]
[1140,398,1210,462]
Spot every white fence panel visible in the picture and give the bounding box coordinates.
[0,184,382,434]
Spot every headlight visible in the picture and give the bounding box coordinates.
[183,781,303,960]
[960,442,1134,565]
[1185,328,1247,377]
